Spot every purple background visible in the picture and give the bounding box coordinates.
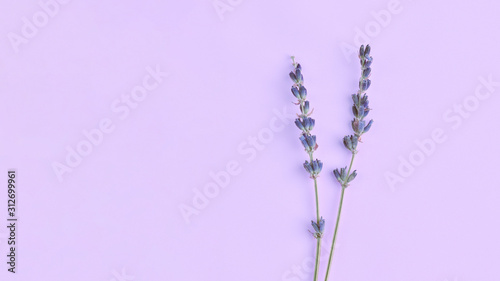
[1,0,499,280]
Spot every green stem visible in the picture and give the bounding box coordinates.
[324,153,356,281]
[312,176,321,281]
[311,152,320,221]
[310,150,321,281]
[313,178,320,223]
[346,153,356,176]
[313,234,321,281]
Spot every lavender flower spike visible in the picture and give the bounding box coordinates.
[289,56,323,281]
[311,217,325,238]
[325,45,375,281]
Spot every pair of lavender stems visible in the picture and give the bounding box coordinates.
[289,45,374,281]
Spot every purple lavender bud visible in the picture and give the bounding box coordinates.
[347,170,357,183]
[359,45,365,58]
[312,217,325,235]
[344,135,359,152]
[364,57,373,68]
[333,169,341,182]
[311,220,320,233]
[310,119,315,130]
[343,136,352,151]
[358,106,365,118]
[296,63,302,71]
[362,67,371,78]
[364,45,371,56]
[295,119,305,131]
[301,101,310,115]
[306,135,316,149]
[352,94,359,105]
[291,87,300,99]
[312,160,319,173]
[361,94,369,107]
[351,135,358,150]
[299,134,309,150]
[360,79,371,91]
[302,118,309,129]
[303,161,313,174]
[318,217,325,232]
[299,86,307,99]
[358,120,366,133]
[359,80,365,91]
[363,119,373,133]
[311,159,322,174]
[289,72,297,83]
[299,134,317,151]
[295,69,303,84]
[303,118,315,131]
[340,167,347,180]
[352,119,363,133]
[352,105,358,117]
[295,68,302,78]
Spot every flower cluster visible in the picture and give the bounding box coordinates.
[288,46,376,281]
[333,167,357,186]
[295,117,315,133]
[311,217,325,238]
[299,134,316,153]
[304,159,323,178]
[342,135,358,153]
[290,58,322,179]
[351,45,374,140]
[290,57,326,280]
[334,44,374,187]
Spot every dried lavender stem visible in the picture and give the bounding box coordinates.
[308,151,321,223]
[313,177,321,281]
[314,237,321,281]
[308,110,322,281]
[309,144,321,281]
[324,153,355,281]
[289,58,324,281]
[326,44,373,280]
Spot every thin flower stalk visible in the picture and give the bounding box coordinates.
[289,57,324,281]
[324,45,374,281]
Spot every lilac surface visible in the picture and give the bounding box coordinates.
[0,0,499,280]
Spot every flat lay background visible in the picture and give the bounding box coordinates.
[0,0,499,280]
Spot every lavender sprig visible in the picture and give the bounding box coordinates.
[290,56,323,281]
[324,45,374,281]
